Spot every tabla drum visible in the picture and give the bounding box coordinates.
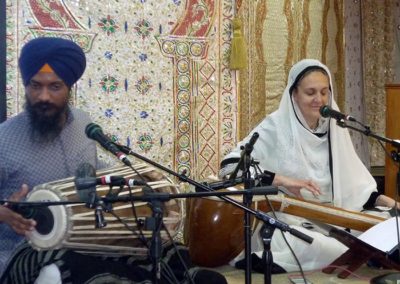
[26,163,184,256]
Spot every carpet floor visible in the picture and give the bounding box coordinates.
[213,264,399,283]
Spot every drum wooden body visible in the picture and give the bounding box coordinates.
[27,163,183,256]
[185,195,248,267]
[185,189,386,267]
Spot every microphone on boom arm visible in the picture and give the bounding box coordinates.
[75,175,147,189]
[319,105,356,122]
[229,132,259,180]
[85,123,132,167]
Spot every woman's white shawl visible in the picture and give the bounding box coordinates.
[222,59,377,271]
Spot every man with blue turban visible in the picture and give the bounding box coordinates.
[0,36,109,283]
[19,36,86,88]
[0,37,227,284]
[0,37,150,283]
[16,37,87,142]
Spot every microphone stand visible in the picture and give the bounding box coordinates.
[113,138,313,284]
[259,223,275,284]
[101,189,313,284]
[228,132,259,284]
[128,132,259,283]
[2,188,311,284]
[146,195,163,283]
[336,120,400,149]
[1,200,85,208]
[336,119,400,262]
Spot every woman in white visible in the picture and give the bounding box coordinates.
[220,59,398,272]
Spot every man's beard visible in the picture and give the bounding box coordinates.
[25,97,69,142]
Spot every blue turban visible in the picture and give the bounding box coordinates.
[18,37,86,88]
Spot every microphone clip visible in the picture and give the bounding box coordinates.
[95,204,107,228]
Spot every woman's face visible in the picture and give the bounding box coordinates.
[292,71,330,129]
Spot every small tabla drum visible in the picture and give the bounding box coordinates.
[26,162,184,256]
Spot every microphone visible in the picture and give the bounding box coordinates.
[203,177,244,191]
[85,123,132,167]
[75,175,147,189]
[319,105,356,122]
[11,204,54,235]
[245,132,259,154]
[229,132,259,180]
[75,163,99,208]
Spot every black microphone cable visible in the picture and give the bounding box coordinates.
[101,180,150,250]
[123,164,161,249]
[253,162,308,283]
[264,196,308,283]
[74,162,151,249]
[160,223,195,284]
[106,148,181,271]
[107,185,192,284]
[86,124,193,281]
[86,125,161,247]
[105,205,149,249]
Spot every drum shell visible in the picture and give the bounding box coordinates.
[26,164,184,256]
[185,195,257,267]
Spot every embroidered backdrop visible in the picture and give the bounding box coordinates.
[5,0,238,182]
[5,0,397,182]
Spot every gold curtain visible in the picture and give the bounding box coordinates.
[362,0,395,166]
[236,0,267,139]
[236,0,344,140]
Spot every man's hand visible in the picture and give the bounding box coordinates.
[273,175,321,198]
[0,184,36,235]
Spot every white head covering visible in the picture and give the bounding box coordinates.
[223,59,376,211]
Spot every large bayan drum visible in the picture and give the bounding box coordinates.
[26,163,184,256]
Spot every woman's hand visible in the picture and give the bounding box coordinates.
[0,184,36,235]
[272,175,321,198]
[375,194,400,209]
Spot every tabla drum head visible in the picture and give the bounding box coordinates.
[26,188,70,250]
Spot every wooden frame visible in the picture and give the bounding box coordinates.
[322,227,400,278]
[385,84,400,199]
